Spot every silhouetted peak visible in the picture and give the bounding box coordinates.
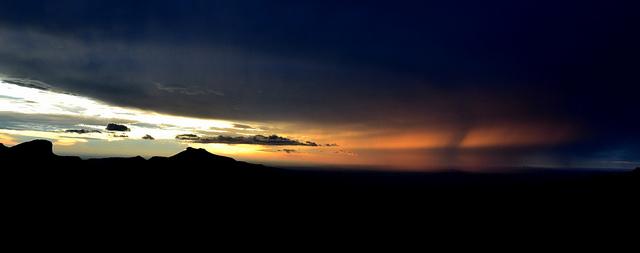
[633,167,640,174]
[183,147,210,155]
[126,156,147,162]
[0,143,7,152]
[8,139,54,157]
[171,147,236,162]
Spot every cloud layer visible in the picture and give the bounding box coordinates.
[0,79,317,147]
[106,123,130,132]
[176,134,319,146]
[0,1,639,168]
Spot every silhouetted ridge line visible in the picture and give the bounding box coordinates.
[0,139,81,163]
[12,140,54,156]
[1,139,637,208]
[87,156,147,163]
[170,147,236,162]
[1,140,267,172]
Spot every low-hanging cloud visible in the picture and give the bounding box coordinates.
[106,123,130,132]
[1,78,53,91]
[65,129,101,134]
[232,124,255,130]
[176,134,319,146]
[111,133,129,138]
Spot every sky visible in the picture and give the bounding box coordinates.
[0,0,639,170]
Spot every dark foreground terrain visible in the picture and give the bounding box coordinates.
[1,140,638,223]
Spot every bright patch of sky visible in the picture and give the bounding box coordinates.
[0,76,263,142]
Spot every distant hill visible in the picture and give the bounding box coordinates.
[1,139,271,174]
[0,139,81,163]
[149,147,237,164]
[0,139,637,205]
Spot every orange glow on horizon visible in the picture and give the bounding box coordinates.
[460,124,575,148]
[0,133,17,146]
[0,120,579,170]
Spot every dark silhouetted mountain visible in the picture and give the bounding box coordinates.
[86,156,147,169]
[0,143,7,152]
[10,139,54,157]
[1,139,266,171]
[0,139,81,163]
[170,147,236,163]
[1,139,637,214]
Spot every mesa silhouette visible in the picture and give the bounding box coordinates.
[0,139,268,170]
[1,139,637,203]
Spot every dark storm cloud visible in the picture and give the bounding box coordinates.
[0,1,635,123]
[176,134,319,146]
[0,0,639,164]
[65,129,101,134]
[0,112,101,132]
[1,77,53,91]
[175,134,198,140]
[232,124,255,130]
[106,123,130,132]
[155,83,224,96]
